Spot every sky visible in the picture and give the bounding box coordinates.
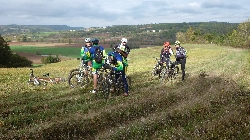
[1,0,249,28]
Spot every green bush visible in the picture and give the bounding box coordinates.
[0,35,33,68]
[41,55,61,64]
[8,54,33,67]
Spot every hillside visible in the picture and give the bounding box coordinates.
[0,44,249,139]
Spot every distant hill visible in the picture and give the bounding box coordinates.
[0,24,84,34]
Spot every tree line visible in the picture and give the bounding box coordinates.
[0,19,249,67]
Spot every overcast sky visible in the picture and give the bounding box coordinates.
[1,0,249,28]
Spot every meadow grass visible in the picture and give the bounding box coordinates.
[0,44,250,139]
[10,45,113,58]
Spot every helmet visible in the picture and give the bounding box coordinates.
[91,38,99,44]
[121,38,128,43]
[163,42,170,47]
[175,41,181,45]
[85,38,91,43]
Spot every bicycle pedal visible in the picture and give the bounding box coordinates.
[43,73,49,77]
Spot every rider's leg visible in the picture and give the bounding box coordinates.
[181,58,186,81]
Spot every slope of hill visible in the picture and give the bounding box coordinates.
[0,44,249,139]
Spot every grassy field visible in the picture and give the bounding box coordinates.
[10,44,113,58]
[1,44,250,139]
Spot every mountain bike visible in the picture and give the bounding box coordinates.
[67,58,92,88]
[159,60,179,83]
[68,58,91,76]
[28,69,65,86]
[152,57,165,78]
[97,67,131,100]
[96,68,111,99]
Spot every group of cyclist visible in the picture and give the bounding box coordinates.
[80,37,187,97]
[159,40,187,81]
[80,37,130,96]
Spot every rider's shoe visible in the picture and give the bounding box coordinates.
[123,93,129,97]
[90,89,97,93]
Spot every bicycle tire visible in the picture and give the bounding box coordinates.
[167,66,179,81]
[159,66,167,83]
[114,75,124,96]
[173,66,179,80]
[152,67,157,77]
[104,76,111,99]
[97,72,111,99]
[69,68,79,76]
[152,66,162,77]
[68,71,90,88]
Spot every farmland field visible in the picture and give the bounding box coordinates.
[0,44,250,139]
[9,42,113,64]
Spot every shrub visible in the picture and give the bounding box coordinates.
[8,54,33,67]
[0,35,33,68]
[41,55,61,64]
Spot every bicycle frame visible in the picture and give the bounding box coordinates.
[97,67,127,99]
[160,60,179,83]
[67,58,92,88]
[69,58,91,75]
[28,69,40,85]
[152,57,166,78]
[28,69,65,86]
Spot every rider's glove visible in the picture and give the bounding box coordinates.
[103,64,112,69]
[112,67,117,71]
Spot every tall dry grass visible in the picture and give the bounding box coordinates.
[0,44,249,139]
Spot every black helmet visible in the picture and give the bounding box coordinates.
[91,38,99,44]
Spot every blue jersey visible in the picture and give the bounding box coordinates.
[89,45,105,59]
[108,51,123,71]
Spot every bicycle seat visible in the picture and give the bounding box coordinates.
[43,73,50,77]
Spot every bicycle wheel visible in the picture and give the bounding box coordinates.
[68,72,90,88]
[97,73,111,99]
[172,66,179,80]
[159,66,167,83]
[104,76,111,99]
[69,68,79,76]
[152,66,161,77]
[152,67,157,77]
[113,75,124,96]
[167,66,179,81]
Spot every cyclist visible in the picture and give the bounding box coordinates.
[89,38,107,93]
[113,38,130,74]
[80,38,92,67]
[160,41,173,66]
[104,47,129,96]
[174,41,187,81]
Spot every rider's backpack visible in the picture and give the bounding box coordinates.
[176,47,186,60]
[94,46,103,63]
[108,53,117,64]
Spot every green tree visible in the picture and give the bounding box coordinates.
[21,35,28,42]
[228,18,250,48]
[0,35,33,68]
[176,32,186,43]
[185,27,196,43]
[0,35,12,67]
[203,33,214,43]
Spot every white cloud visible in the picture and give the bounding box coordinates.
[0,0,249,27]
[188,2,200,8]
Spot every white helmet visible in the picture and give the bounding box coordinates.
[121,38,128,43]
[85,38,91,42]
